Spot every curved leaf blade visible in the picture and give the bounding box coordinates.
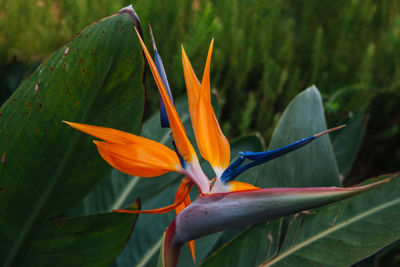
[13,210,138,267]
[331,111,366,180]
[199,220,282,267]
[199,86,371,266]
[0,8,145,266]
[200,174,399,267]
[257,85,341,188]
[263,173,400,266]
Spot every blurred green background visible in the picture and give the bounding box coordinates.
[1,0,399,183]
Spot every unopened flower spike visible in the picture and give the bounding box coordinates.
[221,125,346,182]
[148,24,174,128]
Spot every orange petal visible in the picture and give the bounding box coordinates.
[181,46,201,132]
[187,240,196,264]
[63,121,141,144]
[174,178,195,264]
[114,177,193,214]
[228,181,260,192]
[176,197,196,264]
[65,121,182,177]
[94,141,180,177]
[113,203,177,214]
[174,178,193,207]
[134,28,196,163]
[174,193,192,215]
[195,40,230,173]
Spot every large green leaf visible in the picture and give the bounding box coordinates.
[200,86,343,266]
[0,7,144,266]
[200,86,398,267]
[258,88,398,266]
[258,85,341,188]
[263,173,400,266]
[331,111,366,181]
[201,174,399,267]
[363,238,400,266]
[11,205,139,267]
[200,219,283,267]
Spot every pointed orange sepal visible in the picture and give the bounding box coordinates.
[228,181,260,192]
[181,46,201,130]
[113,203,178,214]
[134,28,196,164]
[173,178,196,264]
[191,40,231,172]
[64,121,181,177]
[113,177,194,214]
[63,121,139,144]
[187,240,196,264]
[174,178,193,215]
[94,141,180,177]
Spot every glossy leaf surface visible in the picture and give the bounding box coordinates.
[331,111,366,180]
[258,86,341,188]
[200,87,398,267]
[201,174,399,267]
[200,220,282,266]
[12,209,138,267]
[0,8,144,266]
[263,174,400,266]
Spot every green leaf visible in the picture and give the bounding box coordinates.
[251,87,399,266]
[0,8,144,266]
[200,220,282,267]
[200,173,399,267]
[199,86,345,266]
[368,238,400,266]
[331,111,366,180]
[167,177,389,265]
[257,85,341,188]
[10,206,139,267]
[263,173,400,266]
[203,135,269,256]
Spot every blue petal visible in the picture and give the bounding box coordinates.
[149,25,174,128]
[221,126,345,183]
[239,136,315,162]
[172,140,187,169]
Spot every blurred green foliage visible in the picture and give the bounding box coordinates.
[0,0,133,62]
[1,1,399,265]
[1,0,399,174]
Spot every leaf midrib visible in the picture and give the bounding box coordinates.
[136,236,163,267]
[262,197,400,266]
[4,27,122,267]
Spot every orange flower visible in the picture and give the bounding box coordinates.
[64,23,352,265]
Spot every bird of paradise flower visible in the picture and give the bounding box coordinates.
[64,7,390,266]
